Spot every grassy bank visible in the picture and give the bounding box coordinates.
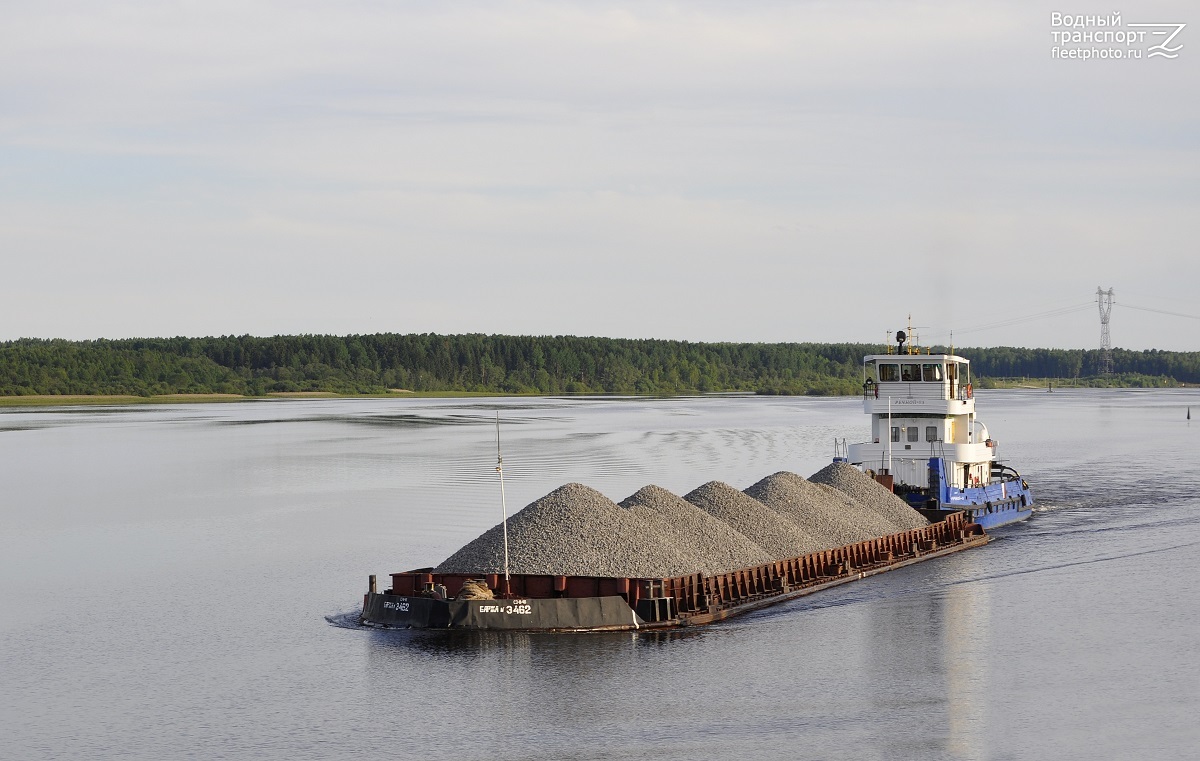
[977,373,1180,390]
[0,389,566,407]
[0,393,252,407]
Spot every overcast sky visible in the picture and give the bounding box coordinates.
[2,1,1196,350]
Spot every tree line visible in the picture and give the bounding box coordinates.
[1,335,1196,397]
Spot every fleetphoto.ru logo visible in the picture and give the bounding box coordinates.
[1051,11,1186,60]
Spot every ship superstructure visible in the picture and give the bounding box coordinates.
[844,324,1033,529]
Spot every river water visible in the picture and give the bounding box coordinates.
[2,390,1197,760]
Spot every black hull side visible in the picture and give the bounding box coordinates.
[361,593,451,628]
[361,594,649,632]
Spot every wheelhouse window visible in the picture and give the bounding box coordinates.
[878,364,899,382]
[907,427,919,442]
[926,426,938,441]
[901,364,920,381]
[922,364,943,382]
[890,426,900,442]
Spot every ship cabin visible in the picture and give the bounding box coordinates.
[850,349,998,492]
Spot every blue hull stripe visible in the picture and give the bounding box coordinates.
[973,507,1033,530]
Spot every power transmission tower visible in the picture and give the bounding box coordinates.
[1097,286,1114,375]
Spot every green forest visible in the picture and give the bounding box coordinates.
[1,334,1196,398]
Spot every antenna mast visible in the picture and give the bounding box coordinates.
[1097,286,1115,375]
[495,412,511,595]
[887,396,893,475]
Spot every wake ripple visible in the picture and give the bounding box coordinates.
[325,611,368,630]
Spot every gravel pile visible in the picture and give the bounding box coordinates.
[809,461,929,531]
[436,464,931,579]
[744,471,897,547]
[435,483,699,578]
[618,485,772,575]
[683,481,825,560]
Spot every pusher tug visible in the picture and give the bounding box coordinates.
[844,323,1034,530]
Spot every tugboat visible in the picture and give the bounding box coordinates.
[843,322,1034,529]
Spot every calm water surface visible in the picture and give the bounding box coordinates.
[2,390,1198,760]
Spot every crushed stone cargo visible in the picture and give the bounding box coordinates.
[744,471,897,547]
[809,461,929,531]
[436,466,931,581]
[683,481,826,560]
[618,485,772,575]
[435,482,699,578]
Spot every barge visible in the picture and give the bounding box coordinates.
[360,511,987,632]
[846,324,1034,529]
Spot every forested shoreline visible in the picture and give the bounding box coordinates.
[1,334,1195,398]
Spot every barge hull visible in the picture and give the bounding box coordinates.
[362,593,648,631]
[361,512,987,633]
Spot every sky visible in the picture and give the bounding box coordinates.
[1,1,1197,350]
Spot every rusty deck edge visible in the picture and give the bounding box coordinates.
[361,534,990,633]
[676,533,991,627]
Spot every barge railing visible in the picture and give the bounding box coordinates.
[379,512,984,627]
[663,511,981,623]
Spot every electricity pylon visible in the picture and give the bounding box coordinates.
[1097,286,1114,375]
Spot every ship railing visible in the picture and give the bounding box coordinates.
[865,382,962,401]
[833,438,849,460]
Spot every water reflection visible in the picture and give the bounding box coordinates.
[366,625,705,659]
[944,583,988,761]
[361,621,726,759]
[861,567,990,759]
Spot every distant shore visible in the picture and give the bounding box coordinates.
[5,335,1193,399]
[1,384,1191,408]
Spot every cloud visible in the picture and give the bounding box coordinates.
[1,1,1197,348]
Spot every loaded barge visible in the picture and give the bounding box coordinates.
[360,511,987,632]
